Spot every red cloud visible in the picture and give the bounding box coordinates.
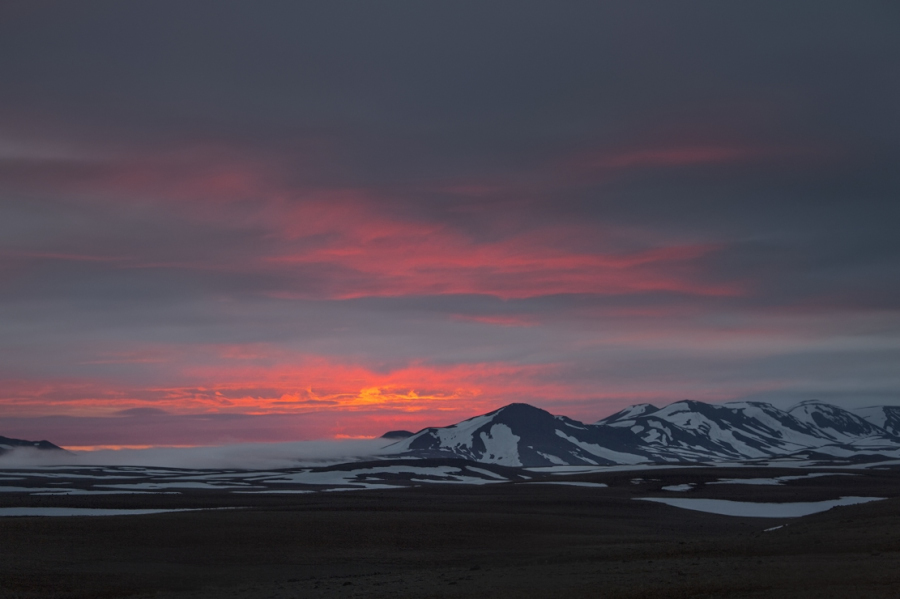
[592,146,759,169]
[561,143,834,176]
[449,314,539,327]
[1,136,747,301]
[262,198,741,299]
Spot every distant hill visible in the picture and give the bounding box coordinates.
[381,400,900,467]
[0,435,65,455]
[380,430,415,440]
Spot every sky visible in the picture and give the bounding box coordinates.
[1,2,899,448]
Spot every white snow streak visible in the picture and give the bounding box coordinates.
[635,496,885,518]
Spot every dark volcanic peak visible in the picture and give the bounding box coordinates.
[380,430,415,440]
[0,435,64,454]
[382,400,900,468]
[385,402,650,468]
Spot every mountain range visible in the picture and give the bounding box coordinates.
[5,400,900,469]
[383,400,900,467]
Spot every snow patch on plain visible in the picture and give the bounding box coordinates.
[0,507,202,517]
[636,496,885,518]
[465,467,508,480]
[710,473,857,486]
[528,481,608,488]
[661,484,693,492]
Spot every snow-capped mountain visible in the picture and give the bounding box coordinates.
[788,400,891,444]
[383,400,900,467]
[595,403,659,425]
[385,403,652,467]
[606,400,835,461]
[855,405,900,437]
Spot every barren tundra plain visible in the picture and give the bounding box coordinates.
[1,463,900,599]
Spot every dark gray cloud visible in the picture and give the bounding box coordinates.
[0,2,899,441]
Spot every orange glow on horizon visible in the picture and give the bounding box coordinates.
[63,444,198,451]
[0,353,697,424]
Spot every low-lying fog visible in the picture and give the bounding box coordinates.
[0,439,396,470]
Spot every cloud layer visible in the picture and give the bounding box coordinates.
[0,3,898,445]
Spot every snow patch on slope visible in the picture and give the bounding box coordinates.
[479,424,522,466]
[555,431,645,465]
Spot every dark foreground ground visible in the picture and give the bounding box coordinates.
[1,466,899,598]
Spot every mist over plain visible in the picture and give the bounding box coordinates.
[0,439,393,470]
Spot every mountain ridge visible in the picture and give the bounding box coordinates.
[382,400,900,467]
[0,435,65,455]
